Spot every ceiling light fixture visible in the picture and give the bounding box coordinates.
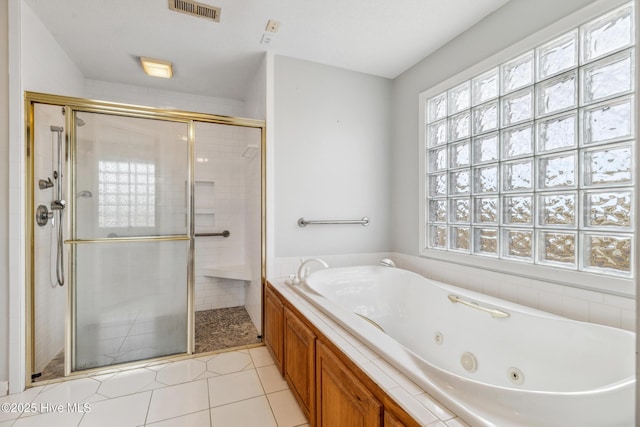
[140,57,173,79]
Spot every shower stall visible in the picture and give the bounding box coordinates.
[27,94,264,383]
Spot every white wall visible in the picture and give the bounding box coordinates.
[244,54,267,120]
[85,80,245,117]
[273,56,392,257]
[21,3,84,96]
[0,0,10,394]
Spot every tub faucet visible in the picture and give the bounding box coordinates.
[380,258,396,268]
[296,258,329,285]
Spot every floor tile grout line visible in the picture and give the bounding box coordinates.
[77,405,87,427]
[263,387,311,427]
[207,392,281,426]
[206,373,214,427]
[152,378,214,424]
[143,388,154,426]
[207,388,270,411]
[263,392,281,427]
[143,408,210,427]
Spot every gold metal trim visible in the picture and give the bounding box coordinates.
[25,92,265,128]
[64,236,191,244]
[260,119,267,338]
[24,91,267,386]
[66,106,75,376]
[25,99,35,387]
[187,120,195,355]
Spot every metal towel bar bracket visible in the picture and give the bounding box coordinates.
[298,217,369,227]
[448,294,510,318]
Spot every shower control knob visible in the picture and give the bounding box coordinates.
[36,205,53,226]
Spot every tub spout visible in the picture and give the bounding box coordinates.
[380,258,396,268]
[296,258,329,285]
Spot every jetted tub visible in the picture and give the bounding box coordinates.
[290,265,635,427]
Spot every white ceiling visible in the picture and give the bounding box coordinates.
[24,0,510,100]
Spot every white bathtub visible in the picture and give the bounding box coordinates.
[291,266,635,427]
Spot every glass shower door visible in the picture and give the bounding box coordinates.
[71,112,190,371]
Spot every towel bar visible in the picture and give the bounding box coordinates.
[298,217,369,227]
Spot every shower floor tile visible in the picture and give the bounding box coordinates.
[195,306,261,354]
[35,350,64,383]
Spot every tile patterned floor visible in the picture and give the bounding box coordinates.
[0,347,309,427]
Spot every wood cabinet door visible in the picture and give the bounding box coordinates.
[384,410,407,427]
[316,341,382,427]
[264,285,284,374]
[284,307,316,423]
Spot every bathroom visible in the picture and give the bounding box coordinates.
[1,0,638,425]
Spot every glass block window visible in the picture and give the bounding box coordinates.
[98,161,156,228]
[424,3,634,277]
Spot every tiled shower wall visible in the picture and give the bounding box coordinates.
[193,124,261,313]
[273,252,635,331]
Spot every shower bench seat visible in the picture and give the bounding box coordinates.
[201,264,252,282]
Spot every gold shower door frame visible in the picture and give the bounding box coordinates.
[24,92,266,385]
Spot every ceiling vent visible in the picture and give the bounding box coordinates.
[168,0,221,23]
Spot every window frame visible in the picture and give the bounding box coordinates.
[97,159,157,230]
[418,0,636,297]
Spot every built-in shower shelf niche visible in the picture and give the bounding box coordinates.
[194,180,215,230]
[201,264,252,282]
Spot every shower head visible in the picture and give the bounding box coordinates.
[39,177,54,190]
[76,118,86,127]
[76,190,92,198]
